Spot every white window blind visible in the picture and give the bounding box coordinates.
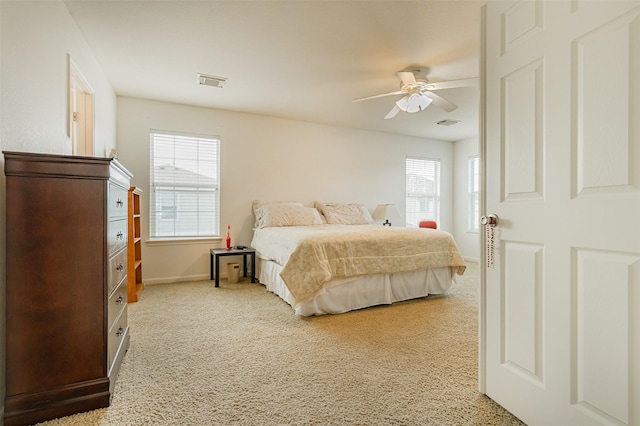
[149,130,220,239]
[468,155,480,232]
[405,156,440,227]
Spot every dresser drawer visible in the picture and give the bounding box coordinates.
[108,218,127,255]
[108,248,127,292]
[109,184,128,219]
[108,280,127,328]
[108,308,128,373]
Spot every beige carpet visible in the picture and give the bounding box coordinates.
[39,262,524,426]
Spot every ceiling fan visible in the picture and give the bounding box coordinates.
[353,68,478,119]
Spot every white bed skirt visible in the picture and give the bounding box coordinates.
[258,258,455,316]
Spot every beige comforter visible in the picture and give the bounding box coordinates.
[251,224,466,305]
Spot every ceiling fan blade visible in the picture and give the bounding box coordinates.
[384,105,400,119]
[396,71,417,86]
[352,91,404,102]
[425,91,458,112]
[426,77,479,91]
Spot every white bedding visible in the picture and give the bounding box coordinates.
[251,224,466,315]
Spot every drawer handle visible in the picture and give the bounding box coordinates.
[116,264,124,272]
[116,326,124,337]
[116,295,124,304]
[116,199,124,208]
[116,231,124,240]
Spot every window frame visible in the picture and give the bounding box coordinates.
[149,129,220,242]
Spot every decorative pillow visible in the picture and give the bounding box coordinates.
[252,200,303,227]
[255,204,323,228]
[317,202,374,225]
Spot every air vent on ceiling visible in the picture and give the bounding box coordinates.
[435,119,460,126]
[197,73,227,88]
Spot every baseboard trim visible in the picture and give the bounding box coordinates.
[144,274,211,285]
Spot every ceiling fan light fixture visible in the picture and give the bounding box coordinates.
[406,94,422,113]
[415,93,432,110]
[395,95,410,112]
[396,92,433,113]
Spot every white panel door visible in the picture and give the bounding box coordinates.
[481,1,640,424]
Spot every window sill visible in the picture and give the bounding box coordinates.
[146,237,221,246]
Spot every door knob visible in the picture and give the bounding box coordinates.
[481,214,499,227]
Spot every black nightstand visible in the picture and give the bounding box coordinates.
[210,247,257,287]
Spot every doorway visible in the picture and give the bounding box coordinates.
[69,55,95,156]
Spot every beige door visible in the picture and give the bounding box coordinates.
[69,57,95,156]
[481,1,640,424]
[71,90,94,156]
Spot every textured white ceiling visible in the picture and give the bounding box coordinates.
[64,0,484,142]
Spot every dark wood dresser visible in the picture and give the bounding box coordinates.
[3,151,132,426]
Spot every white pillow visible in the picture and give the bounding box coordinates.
[317,202,374,225]
[252,200,303,227]
[313,202,328,224]
[255,204,323,228]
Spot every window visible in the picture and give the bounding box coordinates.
[150,130,220,239]
[405,156,440,227]
[468,155,480,232]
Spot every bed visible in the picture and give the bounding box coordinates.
[250,201,466,316]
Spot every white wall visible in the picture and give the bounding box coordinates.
[0,0,119,419]
[452,136,479,261]
[1,1,117,156]
[116,97,455,284]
